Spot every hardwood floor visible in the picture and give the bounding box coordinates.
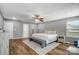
[9,39,71,55]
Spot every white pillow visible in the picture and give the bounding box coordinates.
[45,30,56,34]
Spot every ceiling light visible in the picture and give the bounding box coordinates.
[35,19,41,23]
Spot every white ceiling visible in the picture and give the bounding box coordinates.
[0,3,79,23]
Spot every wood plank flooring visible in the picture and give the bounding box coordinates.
[9,39,72,55]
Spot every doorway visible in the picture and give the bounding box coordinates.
[23,24,29,38]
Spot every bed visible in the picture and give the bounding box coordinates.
[30,31,58,48]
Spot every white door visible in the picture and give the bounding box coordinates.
[0,13,4,55]
[23,24,29,38]
[3,21,13,54]
[4,21,13,39]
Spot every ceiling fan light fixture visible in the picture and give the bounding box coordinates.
[39,17,44,22]
[35,19,41,23]
[33,14,44,23]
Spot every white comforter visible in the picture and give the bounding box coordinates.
[32,33,58,44]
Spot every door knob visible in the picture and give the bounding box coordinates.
[0,28,5,32]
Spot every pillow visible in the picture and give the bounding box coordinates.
[45,30,56,34]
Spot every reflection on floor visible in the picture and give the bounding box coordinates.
[9,39,71,55]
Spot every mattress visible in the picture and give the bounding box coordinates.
[32,33,58,44]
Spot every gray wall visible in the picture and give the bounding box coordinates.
[13,21,23,38]
[38,16,79,43]
[29,24,38,36]
[4,19,37,38]
[13,22,37,38]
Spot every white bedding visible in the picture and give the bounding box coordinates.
[32,33,58,44]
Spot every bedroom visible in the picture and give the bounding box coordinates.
[0,3,79,55]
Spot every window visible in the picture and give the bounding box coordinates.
[66,20,79,38]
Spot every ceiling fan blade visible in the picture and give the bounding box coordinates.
[39,18,44,22]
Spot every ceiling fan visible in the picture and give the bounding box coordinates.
[33,14,44,23]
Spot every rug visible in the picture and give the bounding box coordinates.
[23,39,60,55]
[66,46,79,55]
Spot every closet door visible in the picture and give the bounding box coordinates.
[23,24,29,38]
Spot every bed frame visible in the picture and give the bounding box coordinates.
[29,37,58,48]
[29,37,46,48]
